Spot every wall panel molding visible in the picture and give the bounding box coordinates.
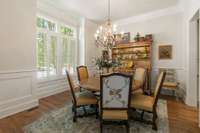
[0,70,38,119]
[36,77,69,99]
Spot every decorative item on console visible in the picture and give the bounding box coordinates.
[134,33,153,43]
[114,32,130,45]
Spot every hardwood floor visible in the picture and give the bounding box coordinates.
[0,92,199,133]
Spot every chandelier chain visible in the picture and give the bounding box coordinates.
[108,0,110,21]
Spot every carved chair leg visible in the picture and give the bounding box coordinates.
[83,106,87,115]
[100,121,103,133]
[126,121,130,133]
[141,111,144,120]
[72,105,74,113]
[152,110,157,130]
[155,109,158,119]
[95,105,98,119]
[73,107,77,122]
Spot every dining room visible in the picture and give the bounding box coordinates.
[0,0,200,133]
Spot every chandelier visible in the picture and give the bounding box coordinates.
[94,0,119,50]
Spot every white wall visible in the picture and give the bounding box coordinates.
[116,13,186,93]
[0,0,38,119]
[84,19,103,74]
[85,19,99,66]
[0,0,36,71]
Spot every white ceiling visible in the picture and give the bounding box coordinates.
[42,0,179,23]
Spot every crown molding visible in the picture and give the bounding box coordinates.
[114,5,183,26]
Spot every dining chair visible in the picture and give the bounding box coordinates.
[133,67,146,94]
[100,73,132,133]
[66,70,98,122]
[77,65,89,82]
[130,71,166,130]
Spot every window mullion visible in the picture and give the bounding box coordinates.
[57,35,62,76]
[56,24,62,76]
[46,33,50,77]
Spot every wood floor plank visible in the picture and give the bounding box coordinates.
[0,91,199,133]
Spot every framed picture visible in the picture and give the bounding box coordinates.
[158,45,172,60]
[114,32,130,44]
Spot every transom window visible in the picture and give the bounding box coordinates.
[36,16,77,79]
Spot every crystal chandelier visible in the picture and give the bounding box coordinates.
[94,0,118,50]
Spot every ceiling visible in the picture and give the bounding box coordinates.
[41,0,179,23]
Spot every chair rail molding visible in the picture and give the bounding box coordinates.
[0,69,38,119]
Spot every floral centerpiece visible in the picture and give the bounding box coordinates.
[93,56,121,73]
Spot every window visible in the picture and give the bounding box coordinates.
[36,16,77,79]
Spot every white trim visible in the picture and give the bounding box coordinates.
[0,69,36,74]
[0,99,38,119]
[37,75,66,83]
[36,87,67,99]
[114,5,183,26]
[152,67,185,71]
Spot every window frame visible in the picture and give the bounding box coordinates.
[36,15,78,80]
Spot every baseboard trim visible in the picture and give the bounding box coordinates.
[0,99,38,119]
[36,87,68,99]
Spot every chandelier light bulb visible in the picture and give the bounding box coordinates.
[104,36,107,41]
[100,26,103,31]
[94,34,98,39]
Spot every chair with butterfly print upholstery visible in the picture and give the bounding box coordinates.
[99,73,132,133]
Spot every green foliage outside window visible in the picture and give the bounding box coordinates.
[62,37,69,66]
[37,17,56,31]
[37,33,47,71]
[49,36,57,70]
[60,26,74,36]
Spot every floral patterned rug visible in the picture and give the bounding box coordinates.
[24,100,169,133]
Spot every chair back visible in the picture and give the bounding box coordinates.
[153,71,166,107]
[100,73,132,110]
[134,67,146,86]
[66,70,77,105]
[77,66,89,82]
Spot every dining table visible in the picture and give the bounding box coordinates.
[79,77,141,92]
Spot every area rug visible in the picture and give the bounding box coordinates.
[24,100,169,133]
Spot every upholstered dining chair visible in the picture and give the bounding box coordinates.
[133,67,146,94]
[130,71,166,130]
[66,70,98,122]
[77,65,89,82]
[99,73,132,133]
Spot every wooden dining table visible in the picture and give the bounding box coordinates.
[79,77,141,92]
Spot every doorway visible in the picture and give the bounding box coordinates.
[188,9,200,127]
[198,18,200,127]
[197,18,200,127]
